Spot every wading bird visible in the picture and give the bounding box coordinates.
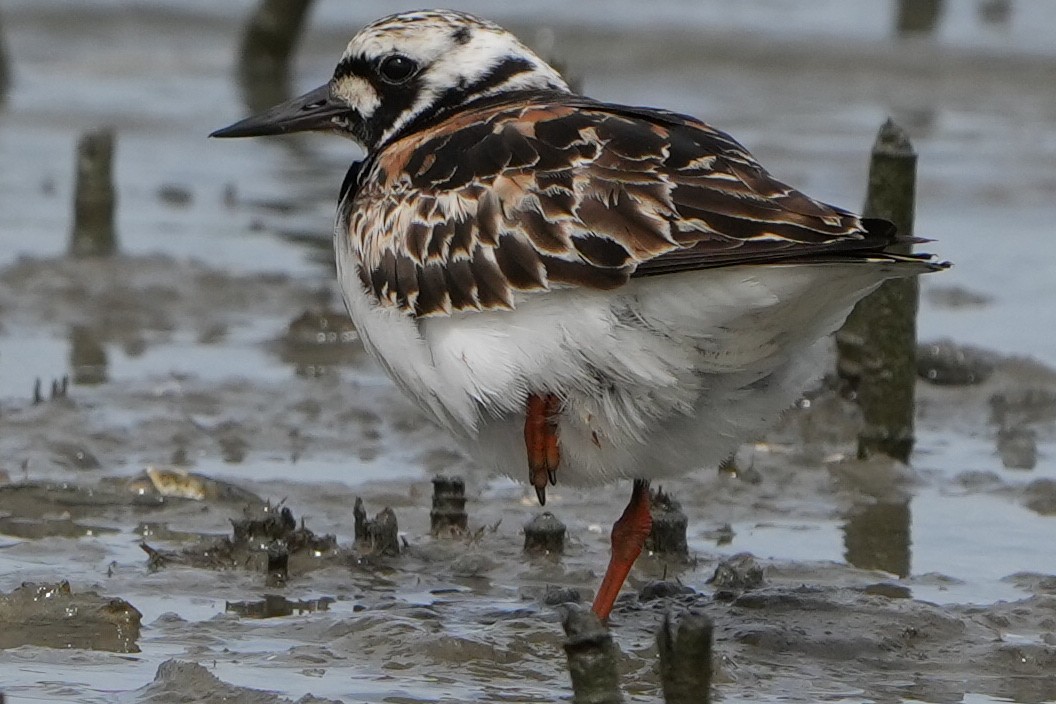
[213,9,944,620]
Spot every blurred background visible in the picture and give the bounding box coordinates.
[0,1,1055,702]
[2,0,1055,371]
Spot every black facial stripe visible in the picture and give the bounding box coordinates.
[363,74,424,146]
[463,57,535,98]
[333,55,375,85]
[387,57,536,143]
[332,53,420,146]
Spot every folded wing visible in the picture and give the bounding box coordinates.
[346,93,934,317]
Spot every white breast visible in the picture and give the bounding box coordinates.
[336,236,895,486]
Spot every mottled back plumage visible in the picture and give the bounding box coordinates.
[340,90,920,317]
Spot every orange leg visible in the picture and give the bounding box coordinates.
[524,393,561,505]
[592,479,652,621]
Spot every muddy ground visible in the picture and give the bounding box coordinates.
[1,1,1055,703]
[0,252,1053,703]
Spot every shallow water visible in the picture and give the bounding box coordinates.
[0,1,1055,702]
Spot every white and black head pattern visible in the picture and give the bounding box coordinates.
[329,10,571,150]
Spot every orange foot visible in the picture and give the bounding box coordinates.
[592,479,652,621]
[524,393,560,505]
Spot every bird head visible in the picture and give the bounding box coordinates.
[211,10,570,151]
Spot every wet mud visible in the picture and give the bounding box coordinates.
[0,581,140,653]
[0,251,1053,702]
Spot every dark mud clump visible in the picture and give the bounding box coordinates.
[645,486,689,558]
[917,339,997,385]
[352,497,401,557]
[138,660,342,704]
[141,504,338,573]
[0,581,141,653]
[708,552,766,593]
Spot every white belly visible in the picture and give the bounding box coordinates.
[337,251,896,486]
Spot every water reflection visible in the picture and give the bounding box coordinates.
[224,1,352,257]
[274,307,367,377]
[226,594,333,618]
[0,8,8,103]
[843,500,911,577]
[895,0,945,36]
[69,325,108,385]
[894,0,1016,38]
[236,0,316,114]
[977,0,1013,27]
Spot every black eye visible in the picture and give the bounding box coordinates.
[378,55,418,84]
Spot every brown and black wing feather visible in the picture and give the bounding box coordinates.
[344,92,934,317]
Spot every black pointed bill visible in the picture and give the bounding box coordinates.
[210,84,351,138]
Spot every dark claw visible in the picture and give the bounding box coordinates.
[535,485,547,506]
[548,469,557,486]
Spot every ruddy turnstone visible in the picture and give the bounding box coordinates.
[213,10,946,620]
